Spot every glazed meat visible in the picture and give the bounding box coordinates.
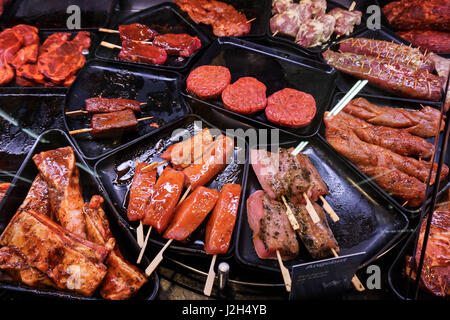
[19,175,50,217]
[246,190,299,260]
[83,196,147,300]
[119,23,158,42]
[153,33,202,57]
[127,163,157,221]
[90,109,139,138]
[398,30,450,54]
[10,43,38,68]
[0,28,23,63]
[0,54,14,86]
[118,40,167,65]
[344,98,444,138]
[84,98,142,114]
[32,147,86,238]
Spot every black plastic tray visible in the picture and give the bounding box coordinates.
[176,0,271,40]
[95,2,210,71]
[323,27,447,103]
[0,0,118,30]
[376,0,450,58]
[319,92,449,216]
[181,37,338,138]
[388,183,450,300]
[0,30,98,90]
[235,137,409,274]
[0,129,159,300]
[63,59,191,161]
[266,0,368,56]
[94,114,249,258]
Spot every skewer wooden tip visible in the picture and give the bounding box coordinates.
[136,226,152,264]
[272,30,279,37]
[65,110,88,116]
[100,41,122,50]
[331,248,365,292]
[320,195,340,222]
[303,193,321,224]
[141,160,168,172]
[349,1,356,11]
[246,17,256,24]
[137,116,155,122]
[98,28,120,33]
[136,221,144,248]
[281,195,300,231]
[145,238,173,276]
[276,250,292,292]
[203,254,217,296]
[69,128,92,135]
[178,185,192,205]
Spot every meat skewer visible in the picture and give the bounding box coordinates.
[101,41,168,65]
[203,183,241,296]
[68,110,154,137]
[65,98,146,116]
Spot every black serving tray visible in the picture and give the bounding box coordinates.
[0,30,98,90]
[388,183,450,300]
[63,59,191,161]
[94,114,249,258]
[266,0,368,56]
[319,92,449,216]
[181,37,338,138]
[95,2,210,72]
[324,27,447,103]
[235,137,409,274]
[0,129,159,300]
[0,0,118,30]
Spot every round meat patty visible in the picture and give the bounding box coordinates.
[186,65,231,99]
[265,88,316,128]
[221,77,267,114]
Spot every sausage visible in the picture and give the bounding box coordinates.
[127,163,157,221]
[322,49,444,101]
[397,30,450,54]
[85,98,142,113]
[204,184,241,255]
[265,88,316,128]
[160,128,214,169]
[183,134,234,189]
[90,109,138,138]
[142,167,185,233]
[186,65,231,99]
[338,38,434,72]
[163,186,219,241]
[222,77,267,114]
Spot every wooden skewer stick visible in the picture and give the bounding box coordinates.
[272,30,279,37]
[136,226,152,264]
[349,1,356,11]
[65,102,147,116]
[331,248,365,292]
[281,195,300,230]
[246,17,256,24]
[302,192,321,224]
[145,238,173,276]
[203,254,217,296]
[136,220,144,248]
[276,250,292,292]
[141,160,168,172]
[319,196,340,222]
[101,41,122,50]
[69,116,154,135]
[99,28,120,34]
[178,185,192,205]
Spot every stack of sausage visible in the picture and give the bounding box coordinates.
[115,23,202,65]
[382,0,450,54]
[322,38,447,101]
[270,0,362,48]
[174,0,251,37]
[0,146,147,300]
[0,24,90,87]
[247,147,339,261]
[127,128,241,257]
[324,97,449,208]
[186,65,317,128]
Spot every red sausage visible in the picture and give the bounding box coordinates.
[142,167,185,233]
[204,183,241,255]
[127,163,157,221]
[183,134,234,189]
[186,65,231,99]
[163,186,219,241]
[222,77,267,114]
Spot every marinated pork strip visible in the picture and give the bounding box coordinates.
[204,183,241,255]
[153,33,202,57]
[0,246,56,288]
[83,196,147,300]
[119,23,158,42]
[333,111,435,159]
[0,209,108,296]
[142,167,185,234]
[163,186,219,241]
[19,174,50,217]
[325,112,448,184]
[183,134,234,190]
[118,40,167,65]
[85,97,142,114]
[10,43,38,69]
[291,200,339,259]
[11,25,39,46]
[32,146,86,238]
[90,109,139,138]
[160,128,214,170]
[246,190,299,260]
[127,163,157,221]
[0,28,23,63]
[344,97,444,138]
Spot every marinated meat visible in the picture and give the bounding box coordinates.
[11,24,39,46]
[19,175,50,217]
[16,63,44,84]
[127,163,157,221]
[295,14,335,47]
[272,0,293,14]
[119,23,158,42]
[0,182,10,203]
[90,109,139,138]
[398,30,450,54]
[153,33,201,57]
[39,33,71,56]
[118,40,167,65]
[85,97,142,114]
[10,43,38,68]
[0,54,14,86]
[33,146,86,238]
[246,190,299,260]
[328,8,361,36]
[0,28,23,63]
